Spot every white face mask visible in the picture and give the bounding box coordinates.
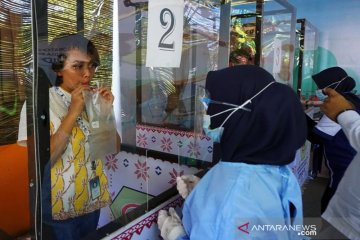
[202,81,275,143]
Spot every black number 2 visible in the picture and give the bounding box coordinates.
[158,8,175,51]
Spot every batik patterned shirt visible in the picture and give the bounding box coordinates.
[49,86,111,220]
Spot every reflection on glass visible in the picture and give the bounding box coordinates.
[261,6,296,86]
[229,17,256,66]
[134,2,220,132]
[0,1,32,239]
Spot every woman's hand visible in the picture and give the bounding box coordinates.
[320,88,355,121]
[96,87,114,115]
[68,85,88,118]
[98,87,114,104]
[51,85,90,166]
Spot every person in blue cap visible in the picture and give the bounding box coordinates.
[157,65,307,240]
[306,66,360,214]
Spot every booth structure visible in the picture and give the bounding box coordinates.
[0,0,315,239]
[294,18,319,99]
[231,0,297,86]
[294,18,321,179]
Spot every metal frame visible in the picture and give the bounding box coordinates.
[30,1,50,239]
[295,18,319,96]
[28,0,295,238]
[254,0,263,65]
[218,1,232,69]
[296,18,305,96]
[30,0,86,238]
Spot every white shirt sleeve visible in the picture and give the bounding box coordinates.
[315,115,342,136]
[337,110,360,152]
[322,109,360,240]
[17,101,27,147]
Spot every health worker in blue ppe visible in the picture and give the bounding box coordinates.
[157,65,307,240]
[305,66,360,214]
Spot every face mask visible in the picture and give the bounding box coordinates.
[202,115,224,143]
[316,76,348,101]
[202,81,275,143]
[315,89,327,101]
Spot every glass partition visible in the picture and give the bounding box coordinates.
[229,0,311,192]
[230,1,257,66]
[0,0,32,238]
[116,0,222,221]
[0,1,31,143]
[89,1,225,238]
[31,0,226,238]
[261,0,296,86]
[295,19,319,102]
[231,0,297,87]
[293,18,319,181]
[0,0,310,239]
[123,1,221,143]
[33,0,116,238]
[46,0,114,87]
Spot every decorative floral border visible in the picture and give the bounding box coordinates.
[99,151,199,228]
[109,196,183,240]
[136,124,213,162]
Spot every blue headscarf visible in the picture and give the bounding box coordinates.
[205,65,307,165]
[312,66,360,108]
[312,66,355,91]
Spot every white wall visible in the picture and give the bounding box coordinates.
[289,0,360,92]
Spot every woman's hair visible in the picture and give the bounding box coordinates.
[49,33,100,86]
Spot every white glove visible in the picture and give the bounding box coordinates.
[176,175,200,199]
[157,207,186,240]
[157,209,168,231]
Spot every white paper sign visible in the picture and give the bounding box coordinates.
[272,38,282,74]
[146,0,184,67]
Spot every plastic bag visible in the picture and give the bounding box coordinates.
[83,84,117,162]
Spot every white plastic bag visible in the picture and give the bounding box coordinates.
[83,83,117,162]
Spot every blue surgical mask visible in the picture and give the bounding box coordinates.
[315,89,327,101]
[202,115,224,143]
[316,76,348,101]
[202,81,275,143]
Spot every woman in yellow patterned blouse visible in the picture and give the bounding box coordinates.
[42,33,119,240]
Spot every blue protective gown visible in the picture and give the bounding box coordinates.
[177,162,305,240]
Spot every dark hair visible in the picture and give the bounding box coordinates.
[229,46,253,65]
[48,33,100,86]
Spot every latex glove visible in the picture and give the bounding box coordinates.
[157,207,186,240]
[176,175,200,199]
[157,209,168,231]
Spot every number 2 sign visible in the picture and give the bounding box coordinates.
[146,0,184,68]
